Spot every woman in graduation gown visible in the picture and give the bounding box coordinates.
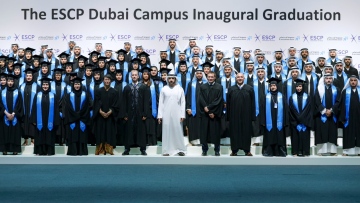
[288,79,312,156]
[0,74,23,155]
[31,77,59,155]
[114,69,127,146]
[64,77,91,155]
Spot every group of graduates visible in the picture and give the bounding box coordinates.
[0,38,359,157]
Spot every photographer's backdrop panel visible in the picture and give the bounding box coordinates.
[0,0,359,69]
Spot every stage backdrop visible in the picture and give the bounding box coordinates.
[0,0,359,69]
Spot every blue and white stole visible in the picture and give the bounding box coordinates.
[36,92,55,131]
[177,72,191,95]
[150,80,158,118]
[254,79,268,116]
[333,71,348,87]
[1,88,18,126]
[266,92,283,131]
[88,82,95,118]
[286,79,294,103]
[297,59,313,72]
[326,57,340,65]
[116,61,129,80]
[50,81,66,118]
[167,49,180,63]
[221,76,235,102]
[292,93,308,131]
[20,82,37,117]
[301,72,318,94]
[69,91,86,132]
[321,85,337,123]
[244,72,257,85]
[191,78,206,116]
[344,87,360,127]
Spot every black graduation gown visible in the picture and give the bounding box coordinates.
[93,87,119,147]
[30,91,60,155]
[64,90,91,155]
[215,77,233,139]
[314,86,340,145]
[227,84,256,152]
[53,81,66,144]
[289,92,312,155]
[344,66,359,77]
[199,83,223,146]
[335,74,345,91]
[253,80,266,137]
[233,58,241,73]
[263,92,288,157]
[153,79,165,141]
[32,66,41,81]
[315,66,324,78]
[339,89,360,150]
[140,82,156,146]
[185,79,203,142]
[282,79,297,137]
[0,88,23,152]
[114,81,126,146]
[122,83,150,149]
[21,82,41,139]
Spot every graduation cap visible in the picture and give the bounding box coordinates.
[140,66,151,73]
[201,62,214,68]
[23,68,37,74]
[131,58,141,64]
[69,72,78,77]
[0,72,8,78]
[178,61,187,66]
[71,77,84,83]
[267,77,282,84]
[24,47,35,53]
[32,54,43,60]
[77,55,88,62]
[159,68,172,74]
[85,64,95,69]
[52,68,65,74]
[159,59,171,66]
[65,62,74,66]
[40,61,52,66]
[106,59,118,66]
[115,69,123,74]
[6,73,18,80]
[0,55,7,61]
[294,78,306,86]
[88,51,100,56]
[58,52,70,58]
[92,67,105,73]
[98,56,107,61]
[116,49,127,55]
[7,57,16,62]
[39,77,53,83]
[13,62,23,68]
[138,51,150,58]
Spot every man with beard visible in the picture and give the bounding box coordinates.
[199,71,223,156]
[333,61,348,91]
[284,56,298,77]
[201,45,215,65]
[322,65,341,89]
[93,74,119,155]
[8,44,19,58]
[0,74,23,155]
[254,52,269,74]
[157,70,186,156]
[95,43,105,56]
[188,46,203,62]
[65,41,76,56]
[187,55,201,79]
[284,67,301,103]
[186,67,207,145]
[297,48,315,72]
[315,57,326,78]
[39,45,48,58]
[263,77,287,157]
[166,38,181,65]
[177,61,191,95]
[288,78,312,156]
[50,68,67,146]
[44,48,59,71]
[184,38,197,59]
[240,50,252,73]
[285,47,299,62]
[343,56,359,77]
[214,50,224,76]
[302,62,319,98]
[69,46,82,67]
[159,51,168,61]
[243,61,257,87]
[123,42,136,63]
[314,74,340,156]
[269,62,286,92]
[105,50,113,61]
[227,73,255,156]
[339,75,360,156]
[268,50,287,77]
[16,48,25,63]
[122,70,150,155]
[230,47,241,73]
[20,68,40,146]
[326,49,341,66]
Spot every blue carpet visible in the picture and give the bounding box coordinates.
[0,165,359,203]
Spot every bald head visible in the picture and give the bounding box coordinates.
[236,73,244,85]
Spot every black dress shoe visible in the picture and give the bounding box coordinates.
[230,153,237,156]
[201,151,207,156]
[122,150,130,155]
[141,150,147,156]
[215,151,220,156]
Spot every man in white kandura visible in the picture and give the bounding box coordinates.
[157,70,186,156]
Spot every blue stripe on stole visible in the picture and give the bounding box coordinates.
[292,92,308,131]
[287,79,293,103]
[69,55,74,62]
[89,83,94,118]
[266,92,283,131]
[344,87,360,127]
[321,85,338,123]
[21,62,26,78]
[221,77,235,102]
[150,81,157,118]
[20,83,37,117]
[333,72,348,86]
[1,88,18,126]
[177,73,191,95]
[191,80,197,116]
[36,92,55,131]
[70,91,86,131]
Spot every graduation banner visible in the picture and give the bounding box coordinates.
[0,0,359,71]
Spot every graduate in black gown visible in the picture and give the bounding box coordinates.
[186,67,207,145]
[93,74,119,155]
[113,69,127,146]
[227,73,256,156]
[20,68,40,146]
[339,76,360,156]
[64,77,91,156]
[199,71,223,156]
[343,56,359,77]
[288,79,312,156]
[0,73,7,90]
[0,55,7,73]
[0,74,23,155]
[31,77,59,156]
[31,55,43,82]
[75,55,88,79]
[263,78,287,157]
[122,70,150,155]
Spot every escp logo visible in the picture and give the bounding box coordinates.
[1,49,11,54]
[310,36,323,41]
[118,35,131,40]
[337,50,348,55]
[165,35,179,40]
[144,49,156,54]
[53,49,60,54]
[69,35,83,40]
[22,35,35,40]
[262,35,275,41]
[214,35,227,40]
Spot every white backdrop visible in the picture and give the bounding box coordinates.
[0,0,360,69]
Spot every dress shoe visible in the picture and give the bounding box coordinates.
[178,152,185,156]
[201,151,207,156]
[163,153,169,156]
[215,151,220,156]
[141,150,147,156]
[122,150,130,155]
[230,152,237,156]
[245,152,253,156]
